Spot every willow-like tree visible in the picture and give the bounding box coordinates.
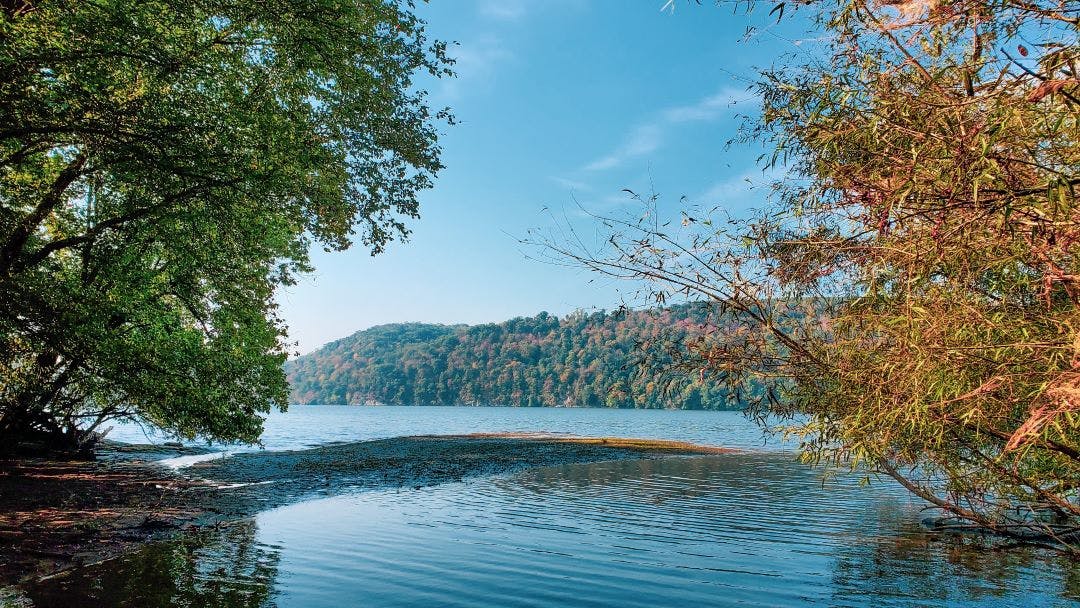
[547,0,1080,550]
[0,0,451,452]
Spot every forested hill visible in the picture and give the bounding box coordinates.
[285,305,738,410]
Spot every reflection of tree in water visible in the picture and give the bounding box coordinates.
[27,519,279,608]
[829,503,1080,605]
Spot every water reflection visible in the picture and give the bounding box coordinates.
[26,520,279,608]
[829,510,1080,606]
[25,454,1080,607]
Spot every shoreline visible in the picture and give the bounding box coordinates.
[0,434,736,589]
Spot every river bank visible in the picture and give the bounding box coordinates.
[0,434,733,590]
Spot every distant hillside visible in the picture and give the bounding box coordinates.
[285,305,740,409]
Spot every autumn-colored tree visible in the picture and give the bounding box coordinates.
[285,306,734,411]
[549,0,1080,550]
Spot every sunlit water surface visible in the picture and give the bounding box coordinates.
[108,406,794,467]
[27,407,1080,607]
[108,405,789,451]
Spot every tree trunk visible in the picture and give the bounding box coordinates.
[0,151,87,280]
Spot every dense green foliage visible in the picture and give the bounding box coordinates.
[0,0,450,450]
[286,305,740,410]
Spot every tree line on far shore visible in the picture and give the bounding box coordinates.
[286,304,741,410]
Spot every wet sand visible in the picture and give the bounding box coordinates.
[0,434,733,588]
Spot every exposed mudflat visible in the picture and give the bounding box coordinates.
[0,443,215,587]
[0,434,732,588]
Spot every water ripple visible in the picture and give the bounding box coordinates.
[26,453,1080,608]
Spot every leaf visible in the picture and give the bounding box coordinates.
[769,2,785,22]
[1027,79,1078,102]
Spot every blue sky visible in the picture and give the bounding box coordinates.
[279,0,818,355]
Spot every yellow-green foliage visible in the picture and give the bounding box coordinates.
[555,0,1080,548]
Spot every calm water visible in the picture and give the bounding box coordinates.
[26,407,1080,607]
[109,406,794,468]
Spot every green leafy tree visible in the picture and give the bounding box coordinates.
[546,1,1080,550]
[0,0,451,451]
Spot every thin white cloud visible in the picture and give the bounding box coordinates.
[595,193,639,210]
[663,87,750,122]
[582,87,755,173]
[550,176,594,191]
[478,0,528,21]
[584,124,663,172]
[439,37,513,101]
[565,192,640,218]
[694,166,782,206]
[478,0,588,21]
